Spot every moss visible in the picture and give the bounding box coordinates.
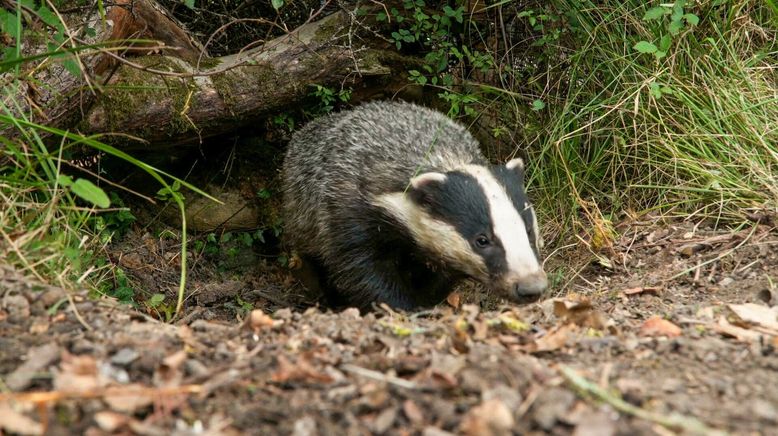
[168,81,197,135]
[210,70,239,108]
[311,13,346,44]
[94,56,195,137]
[196,57,222,69]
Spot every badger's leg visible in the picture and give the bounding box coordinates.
[291,255,329,303]
[327,250,417,311]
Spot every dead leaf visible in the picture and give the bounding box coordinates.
[553,299,607,329]
[0,402,43,435]
[451,317,470,353]
[28,318,49,334]
[154,350,187,388]
[621,286,662,297]
[248,309,277,332]
[93,411,132,432]
[727,303,778,334]
[54,352,106,392]
[712,316,764,342]
[6,343,60,391]
[572,410,615,436]
[521,324,576,353]
[403,399,424,424]
[271,355,333,384]
[103,383,155,413]
[446,292,461,308]
[639,316,682,338]
[459,399,514,436]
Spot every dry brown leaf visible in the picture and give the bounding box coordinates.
[93,411,132,432]
[103,383,155,413]
[621,286,662,296]
[249,309,276,331]
[54,352,106,392]
[6,343,60,391]
[553,299,607,329]
[727,303,778,334]
[521,324,576,353]
[639,316,682,338]
[0,402,43,435]
[572,410,615,436]
[154,350,187,388]
[446,292,461,308]
[28,318,49,334]
[459,399,514,436]
[271,355,333,384]
[403,399,424,424]
[712,316,764,342]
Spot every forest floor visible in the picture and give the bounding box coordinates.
[1,217,777,436]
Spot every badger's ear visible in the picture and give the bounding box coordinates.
[409,172,447,206]
[505,158,524,172]
[505,158,526,183]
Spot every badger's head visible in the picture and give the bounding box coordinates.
[374,158,548,302]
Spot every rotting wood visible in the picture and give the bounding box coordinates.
[81,9,417,148]
[94,0,205,75]
[2,2,419,149]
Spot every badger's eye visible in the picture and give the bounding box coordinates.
[474,235,491,248]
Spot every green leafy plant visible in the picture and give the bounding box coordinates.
[634,1,700,60]
[311,85,352,113]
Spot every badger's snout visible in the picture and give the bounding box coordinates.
[502,271,548,301]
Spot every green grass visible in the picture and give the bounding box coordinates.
[0,79,216,318]
[525,0,776,243]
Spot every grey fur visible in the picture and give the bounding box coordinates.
[281,101,542,309]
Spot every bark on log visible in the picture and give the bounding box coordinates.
[82,10,417,148]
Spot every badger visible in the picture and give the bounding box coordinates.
[281,101,547,310]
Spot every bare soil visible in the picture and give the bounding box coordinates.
[1,219,777,436]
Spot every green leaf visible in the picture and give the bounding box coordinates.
[654,50,666,60]
[633,41,658,53]
[531,99,545,111]
[37,5,62,31]
[0,9,19,39]
[271,0,283,11]
[149,293,166,307]
[0,47,18,72]
[57,174,74,187]
[649,82,662,99]
[642,6,670,21]
[71,178,110,208]
[376,11,387,21]
[184,0,196,9]
[683,13,699,25]
[659,34,672,51]
[62,57,81,77]
[668,19,684,35]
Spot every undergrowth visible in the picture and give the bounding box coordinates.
[530,0,777,246]
[386,0,776,248]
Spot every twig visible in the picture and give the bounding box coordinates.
[669,224,758,280]
[560,366,727,436]
[0,384,203,403]
[340,364,419,390]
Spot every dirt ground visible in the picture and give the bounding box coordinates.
[1,217,777,436]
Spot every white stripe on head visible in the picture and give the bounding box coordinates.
[462,165,542,276]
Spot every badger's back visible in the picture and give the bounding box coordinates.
[282,101,485,256]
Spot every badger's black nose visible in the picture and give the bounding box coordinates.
[513,272,548,298]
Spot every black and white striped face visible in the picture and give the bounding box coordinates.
[376,158,548,301]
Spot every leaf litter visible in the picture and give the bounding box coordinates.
[0,220,777,434]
